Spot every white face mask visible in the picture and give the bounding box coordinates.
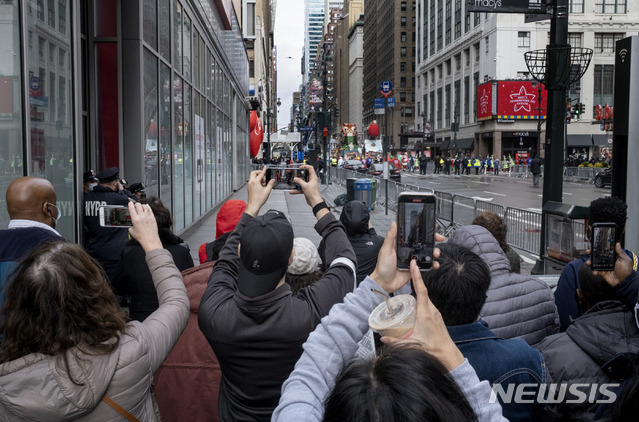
[46,202,62,226]
[88,183,97,191]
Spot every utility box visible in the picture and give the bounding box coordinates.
[346,178,357,202]
[367,178,377,210]
[353,179,373,211]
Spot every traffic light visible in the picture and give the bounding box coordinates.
[573,103,581,117]
[579,103,585,115]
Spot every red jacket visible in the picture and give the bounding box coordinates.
[153,262,221,422]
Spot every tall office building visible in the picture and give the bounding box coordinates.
[415,0,639,160]
[304,0,326,86]
[362,0,417,152]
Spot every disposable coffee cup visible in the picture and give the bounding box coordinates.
[368,294,416,338]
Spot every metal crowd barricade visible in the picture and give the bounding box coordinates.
[435,191,454,235]
[563,167,579,182]
[475,200,506,219]
[504,207,542,255]
[452,195,476,227]
[511,165,528,178]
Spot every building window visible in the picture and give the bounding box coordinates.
[474,11,480,26]
[568,32,582,48]
[445,84,451,126]
[400,92,407,101]
[437,87,443,127]
[47,0,55,28]
[400,62,407,72]
[595,0,626,13]
[594,64,614,95]
[485,36,489,54]
[518,32,530,49]
[570,0,584,13]
[405,107,413,117]
[446,59,451,75]
[400,47,407,57]
[58,0,66,35]
[594,33,625,53]
[401,16,407,26]
[474,43,480,62]
[401,1,407,11]
[401,32,407,42]
[400,77,407,87]
[246,1,256,37]
[464,75,470,123]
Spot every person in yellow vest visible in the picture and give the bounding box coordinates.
[331,157,337,167]
[473,157,481,175]
[466,156,472,175]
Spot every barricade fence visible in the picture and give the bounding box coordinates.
[330,170,542,255]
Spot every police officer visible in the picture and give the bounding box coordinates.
[84,167,131,283]
[128,182,147,201]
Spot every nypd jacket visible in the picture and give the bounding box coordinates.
[198,212,356,422]
[449,225,560,345]
[83,185,131,278]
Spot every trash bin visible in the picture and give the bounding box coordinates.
[353,179,373,211]
[346,178,357,202]
[367,178,377,210]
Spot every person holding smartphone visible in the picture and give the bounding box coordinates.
[554,196,639,331]
[84,167,131,283]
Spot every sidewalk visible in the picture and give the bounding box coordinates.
[180,180,533,275]
[180,181,395,265]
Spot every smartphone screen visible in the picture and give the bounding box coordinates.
[265,168,309,190]
[397,193,436,270]
[590,223,617,271]
[99,205,133,228]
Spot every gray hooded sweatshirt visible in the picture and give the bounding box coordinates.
[449,225,559,345]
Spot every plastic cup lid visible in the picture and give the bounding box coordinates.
[368,294,416,331]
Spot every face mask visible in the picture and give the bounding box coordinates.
[88,183,97,191]
[46,202,62,226]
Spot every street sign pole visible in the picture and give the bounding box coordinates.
[380,80,393,216]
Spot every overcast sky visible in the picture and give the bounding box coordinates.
[274,0,304,130]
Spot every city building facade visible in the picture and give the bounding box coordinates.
[0,0,250,241]
[362,0,417,154]
[415,0,639,161]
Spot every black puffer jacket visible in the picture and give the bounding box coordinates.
[113,229,194,321]
[449,225,559,345]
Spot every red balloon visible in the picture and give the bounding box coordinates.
[368,122,380,138]
[250,117,264,157]
[250,110,258,132]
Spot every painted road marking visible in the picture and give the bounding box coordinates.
[484,191,507,197]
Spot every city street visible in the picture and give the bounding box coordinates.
[401,171,609,211]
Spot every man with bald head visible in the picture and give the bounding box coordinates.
[0,177,63,302]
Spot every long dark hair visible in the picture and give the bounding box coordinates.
[323,343,478,422]
[0,242,127,382]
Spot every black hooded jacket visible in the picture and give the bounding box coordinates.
[319,201,384,284]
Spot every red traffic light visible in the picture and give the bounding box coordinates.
[323,127,328,137]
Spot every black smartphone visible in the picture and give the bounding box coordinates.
[99,205,133,228]
[265,167,309,190]
[590,222,617,271]
[397,192,437,270]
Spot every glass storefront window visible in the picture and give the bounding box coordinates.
[207,101,214,209]
[184,83,193,226]
[173,76,184,231]
[216,108,223,204]
[193,93,202,219]
[0,1,25,227]
[183,12,191,82]
[159,0,170,61]
[159,63,172,213]
[143,0,158,50]
[27,0,74,239]
[143,48,159,198]
[174,2,182,74]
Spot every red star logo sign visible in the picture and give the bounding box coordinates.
[509,86,536,113]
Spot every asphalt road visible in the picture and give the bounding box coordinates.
[400,170,610,212]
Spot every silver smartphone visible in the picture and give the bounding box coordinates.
[99,205,132,228]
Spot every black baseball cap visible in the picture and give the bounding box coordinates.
[97,167,120,183]
[238,210,294,297]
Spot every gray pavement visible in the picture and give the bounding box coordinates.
[180,181,396,265]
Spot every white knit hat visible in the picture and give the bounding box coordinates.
[287,237,321,275]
